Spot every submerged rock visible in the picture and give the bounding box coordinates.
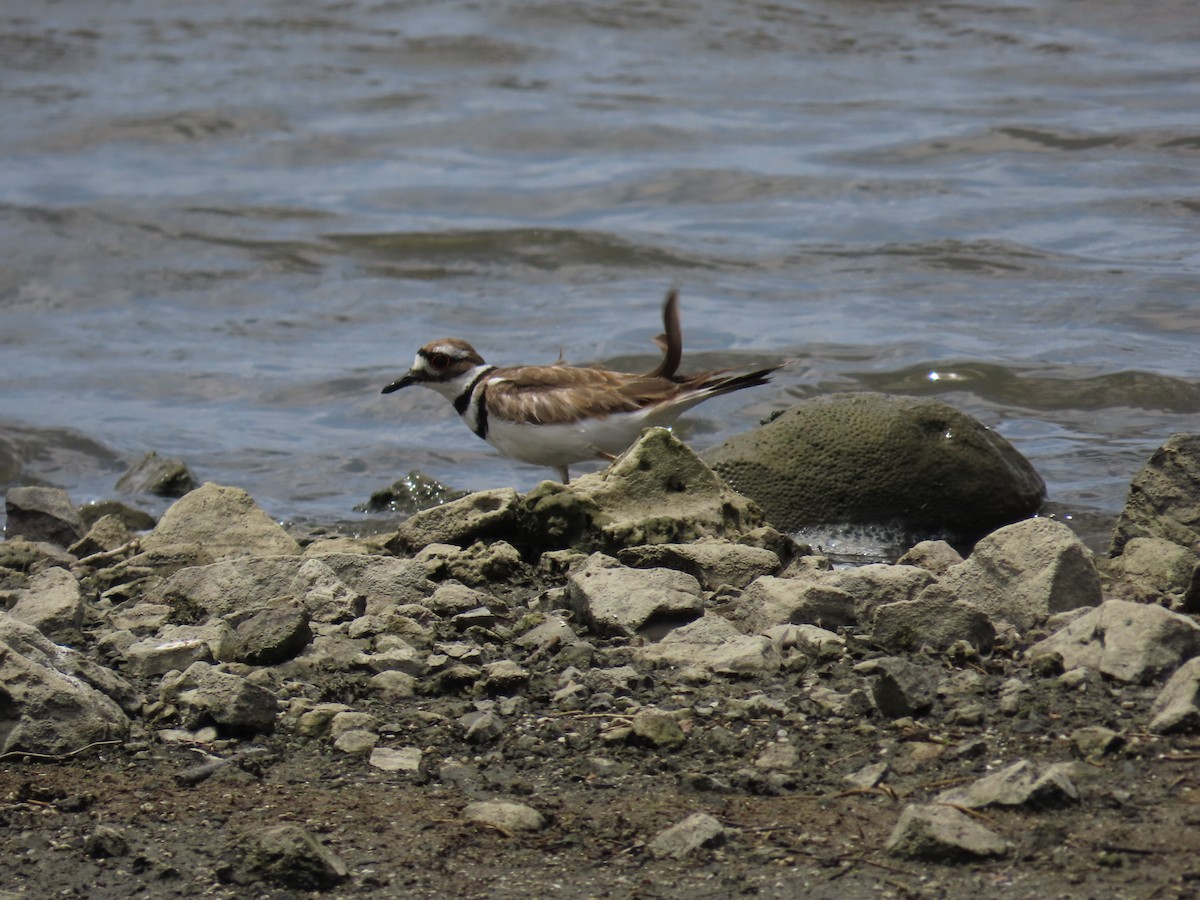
[115,450,197,498]
[703,393,1045,542]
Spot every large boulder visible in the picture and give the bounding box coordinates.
[702,393,1044,542]
[139,483,301,559]
[521,428,763,553]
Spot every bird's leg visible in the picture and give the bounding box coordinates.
[557,465,570,484]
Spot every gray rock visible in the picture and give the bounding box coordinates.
[1028,599,1200,683]
[480,660,529,694]
[886,804,1009,861]
[3,566,86,644]
[126,623,233,677]
[646,812,727,859]
[139,483,301,560]
[1148,657,1200,733]
[462,800,546,832]
[857,657,940,718]
[1111,433,1200,556]
[84,825,130,859]
[159,661,278,735]
[617,540,781,591]
[731,576,855,633]
[1107,537,1200,611]
[703,393,1044,542]
[817,564,936,623]
[521,427,764,553]
[333,728,378,755]
[897,540,964,575]
[288,558,365,623]
[871,586,996,654]
[315,554,431,613]
[566,555,703,639]
[369,746,423,773]
[4,486,85,547]
[414,540,526,586]
[1071,726,1125,759]
[368,670,418,700]
[115,450,197,498]
[385,487,520,553]
[935,518,1101,632]
[69,514,132,558]
[936,759,1079,809]
[240,824,348,890]
[425,581,493,616]
[460,710,505,743]
[630,708,686,750]
[636,613,781,676]
[147,556,303,619]
[0,611,134,754]
[232,599,311,665]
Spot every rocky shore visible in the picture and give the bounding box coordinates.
[2,425,1200,898]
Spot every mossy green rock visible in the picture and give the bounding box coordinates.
[702,393,1045,542]
[520,428,763,553]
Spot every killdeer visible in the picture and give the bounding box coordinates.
[382,289,783,482]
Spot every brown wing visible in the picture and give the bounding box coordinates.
[483,364,696,425]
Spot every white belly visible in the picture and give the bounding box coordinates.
[483,411,663,467]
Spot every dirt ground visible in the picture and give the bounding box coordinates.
[3,624,1200,900]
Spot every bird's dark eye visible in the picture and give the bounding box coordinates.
[430,353,450,369]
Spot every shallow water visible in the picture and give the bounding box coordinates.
[3,1,1199,550]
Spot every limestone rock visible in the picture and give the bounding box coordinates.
[369,746,424,773]
[159,661,278,735]
[647,812,727,859]
[240,824,348,890]
[1028,599,1200,683]
[3,566,86,644]
[316,554,430,613]
[232,599,311,666]
[288,558,365,623]
[1106,537,1200,611]
[414,541,526,586]
[1148,657,1200,733]
[703,393,1044,542]
[637,613,782,676]
[115,450,197,498]
[147,556,303,620]
[566,554,703,639]
[521,427,763,553]
[139,483,300,560]
[384,487,520,553]
[936,759,1079,809]
[730,576,855,633]
[886,804,1009,861]
[933,518,1101,632]
[125,621,238,676]
[817,563,936,623]
[617,540,781,591]
[897,540,964,575]
[69,514,132,558]
[871,587,995,653]
[462,800,546,832]
[1110,433,1200,556]
[0,611,134,754]
[4,486,85,547]
[630,708,687,750]
[857,657,941,718]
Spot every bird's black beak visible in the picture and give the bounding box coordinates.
[381,373,419,394]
